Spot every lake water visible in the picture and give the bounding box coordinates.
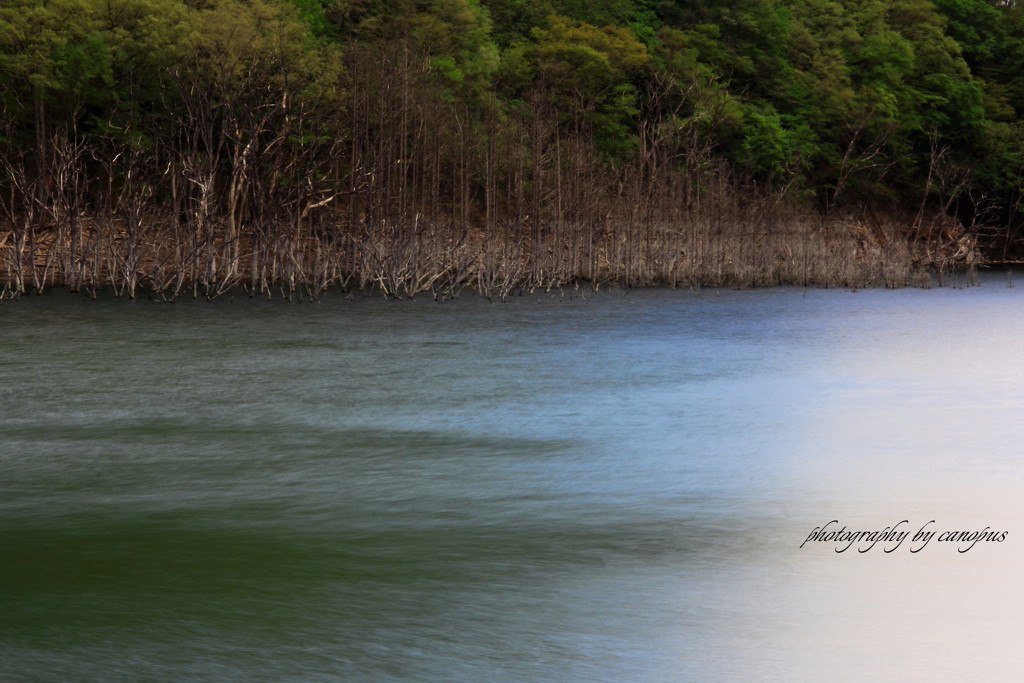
[3,274,1024,681]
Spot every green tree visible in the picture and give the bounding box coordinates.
[505,14,649,158]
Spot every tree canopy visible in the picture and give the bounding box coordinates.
[1,0,1023,298]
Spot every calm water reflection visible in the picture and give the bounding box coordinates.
[2,274,1023,681]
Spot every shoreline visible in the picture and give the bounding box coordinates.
[1,213,982,302]
[2,261,998,304]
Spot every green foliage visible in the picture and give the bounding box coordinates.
[932,0,1005,67]
[2,0,1024,236]
[503,15,648,157]
[288,0,336,36]
[480,0,553,45]
[349,0,499,99]
[738,103,812,178]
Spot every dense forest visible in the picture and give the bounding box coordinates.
[1,0,1020,299]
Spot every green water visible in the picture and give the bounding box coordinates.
[3,280,1024,680]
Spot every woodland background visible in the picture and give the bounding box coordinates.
[1,0,1019,299]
